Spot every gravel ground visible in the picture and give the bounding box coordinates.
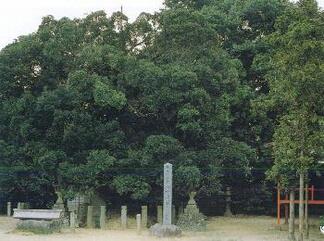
[0,215,323,241]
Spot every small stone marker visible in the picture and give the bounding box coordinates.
[136,214,141,234]
[224,187,233,217]
[178,204,184,216]
[100,206,106,229]
[157,205,163,223]
[70,211,76,228]
[7,202,11,216]
[141,206,148,228]
[121,206,127,229]
[17,202,23,210]
[87,206,93,228]
[172,205,176,224]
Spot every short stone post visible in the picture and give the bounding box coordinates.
[7,202,11,216]
[172,205,176,224]
[224,187,233,217]
[141,206,148,228]
[136,214,141,234]
[87,206,93,228]
[17,202,23,209]
[178,203,184,216]
[70,211,76,228]
[100,206,106,229]
[121,206,127,229]
[157,205,163,223]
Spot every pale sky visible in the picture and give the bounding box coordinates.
[0,0,164,50]
[0,0,323,50]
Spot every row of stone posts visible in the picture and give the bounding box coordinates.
[6,202,28,216]
[80,204,177,230]
[7,202,178,231]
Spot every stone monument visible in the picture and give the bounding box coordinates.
[150,163,181,237]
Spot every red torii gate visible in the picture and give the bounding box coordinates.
[277,185,324,225]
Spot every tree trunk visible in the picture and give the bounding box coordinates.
[289,189,296,241]
[298,172,304,241]
[305,183,309,239]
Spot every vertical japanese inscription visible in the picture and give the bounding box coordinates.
[163,163,172,225]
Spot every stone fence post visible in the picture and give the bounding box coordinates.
[121,206,127,229]
[141,205,148,228]
[136,214,141,234]
[100,206,106,229]
[7,202,11,216]
[87,206,93,228]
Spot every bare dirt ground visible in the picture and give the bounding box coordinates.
[0,215,323,241]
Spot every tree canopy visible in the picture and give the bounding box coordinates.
[0,0,323,214]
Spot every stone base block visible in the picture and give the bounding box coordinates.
[150,224,182,238]
[17,219,63,234]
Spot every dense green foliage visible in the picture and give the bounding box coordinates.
[0,0,323,214]
[262,0,324,189]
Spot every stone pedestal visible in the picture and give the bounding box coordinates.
[150,224,181,237]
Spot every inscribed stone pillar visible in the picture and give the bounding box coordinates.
[163,163,172,225]
[121,206,127,229]
[100,206,106,229]
[157,205,163,223]
[7,202,11,216]
[141,206,148,228]
[136,214,141,234]
[87,206,93,228]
